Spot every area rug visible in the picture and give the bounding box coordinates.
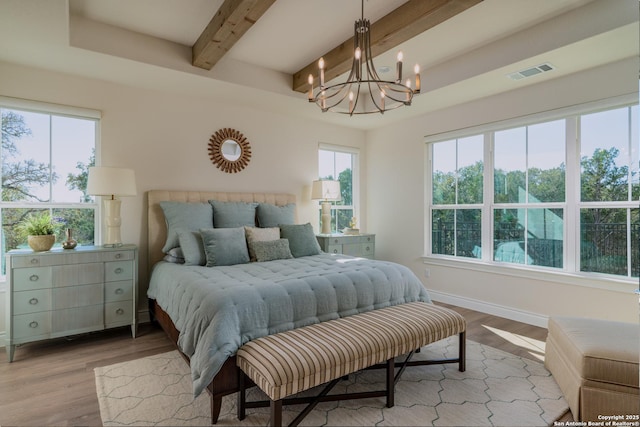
[94,337,568,426]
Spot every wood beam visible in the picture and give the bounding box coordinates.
[292,0,483,93]
[192,0,276,70]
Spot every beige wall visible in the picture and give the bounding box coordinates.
[366,58,639,326]
[0,61,366,334]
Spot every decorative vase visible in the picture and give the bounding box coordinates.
[62,228,77,250]
[27,234,55,252]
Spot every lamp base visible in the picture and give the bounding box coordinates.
[103,198,123,247]
[320,201,332,234]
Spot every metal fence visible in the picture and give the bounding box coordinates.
[432,221,639,276]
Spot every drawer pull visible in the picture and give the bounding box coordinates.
[30,258,39,264]
[333,239,339,244]
[29,298,39,305]
[115,288,124,295]
[333,249,338,254]
[29,274,39,282]
[115,253,122,259]
[114,268,123,274]
[29,321,38,328]
[367,237,371,241]
[366,246,370,251]
[115,308,125,315]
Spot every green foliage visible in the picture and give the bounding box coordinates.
[66,150,95,203]
[16,212,60,236]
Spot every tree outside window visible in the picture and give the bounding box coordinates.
[318,148,357,233]
[1,105,97,276]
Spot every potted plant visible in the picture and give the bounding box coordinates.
[17,212,60,252]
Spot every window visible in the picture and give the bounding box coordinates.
[427,98,639,280]
[1,98,99,277]
[318,144,359,233]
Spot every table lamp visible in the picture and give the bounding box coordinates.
[311,180,341,234]
[87,166,137,247]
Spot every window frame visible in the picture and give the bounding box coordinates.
[318,143,360,234]
[424,94,639,289]
[0,96,101,286]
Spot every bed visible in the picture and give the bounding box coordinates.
[146,190,431,422]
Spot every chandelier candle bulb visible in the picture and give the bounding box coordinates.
[396,51,403,83]
[406,79,412,102]
[414,64,421,92]
[308,74,314,101]
[355,47,361,79]
[318,57,325,88]
[380,91,385,111]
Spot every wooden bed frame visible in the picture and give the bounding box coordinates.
[146,190,297,423]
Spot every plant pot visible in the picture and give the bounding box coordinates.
[28,234,55,252]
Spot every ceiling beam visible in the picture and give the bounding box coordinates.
[192,0,276,70]
[292,0,483,93]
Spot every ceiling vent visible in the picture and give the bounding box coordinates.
[507,63,555,81]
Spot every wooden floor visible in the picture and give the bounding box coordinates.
[0,303,570,426]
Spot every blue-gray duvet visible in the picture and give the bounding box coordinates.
[147,253,430,396]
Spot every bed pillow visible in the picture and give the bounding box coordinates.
[250,239,293,262]
[209,200,258,228]
[200,227,250,267]
[178,230,206,266]
[163,247,185,264]
[159,201,213,253]
[279,223,322,257]
[245,226,280,261]
[256,203,296,228]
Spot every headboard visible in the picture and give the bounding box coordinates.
[147,190,297,269]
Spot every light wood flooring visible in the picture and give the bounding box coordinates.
[0,303,570,426]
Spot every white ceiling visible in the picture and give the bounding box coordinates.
[1,0,638,130]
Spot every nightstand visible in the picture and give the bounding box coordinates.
[316,234,375,259]
[5,244,138,362]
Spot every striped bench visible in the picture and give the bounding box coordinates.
[236,302,466,427]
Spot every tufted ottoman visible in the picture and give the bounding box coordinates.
[545,316,639,421]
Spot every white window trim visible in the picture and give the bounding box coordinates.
[423,93,639,286]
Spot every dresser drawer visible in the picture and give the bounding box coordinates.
[52,305,103,333]
[105,301,133,326]
[105,261,134,282]
[52,283,103,310]
[52,263,102,287]
[105,281,133,302]
[13,267,52,291]
[102,250,135,262]
[13,289,51,315]
[326,244,343,255]
[12,311,51,339]
[10,255,45,268]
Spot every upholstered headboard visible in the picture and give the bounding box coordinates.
[147,190,297,269]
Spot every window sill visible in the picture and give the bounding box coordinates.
[422,255,638,295]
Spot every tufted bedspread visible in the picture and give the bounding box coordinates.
[147,253,430,396]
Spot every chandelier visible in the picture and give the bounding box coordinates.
[307,1,420,115]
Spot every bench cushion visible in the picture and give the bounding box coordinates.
[236,302,465,401]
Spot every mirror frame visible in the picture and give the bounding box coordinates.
[208,128,252,173]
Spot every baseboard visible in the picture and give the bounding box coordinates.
[0,332,4,349]
[428,290,549,328]
[138,309,151,324]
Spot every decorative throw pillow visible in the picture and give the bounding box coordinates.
[209,200,258,228]
[245,226,280,261]
[178,230,206,266]
[200,227,250,267]
[250,239,293,262]
[279,223,322,258]
[159,201,213,253]
[256,203,296,228]
[163,247,185,264]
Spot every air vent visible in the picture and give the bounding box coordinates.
[507,63,555,81]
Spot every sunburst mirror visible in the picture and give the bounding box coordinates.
[208,128,252,173]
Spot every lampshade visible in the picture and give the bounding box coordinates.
[87,167,137,197]
[311,180,341,201]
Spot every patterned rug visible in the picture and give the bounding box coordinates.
[94,337,568,426]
